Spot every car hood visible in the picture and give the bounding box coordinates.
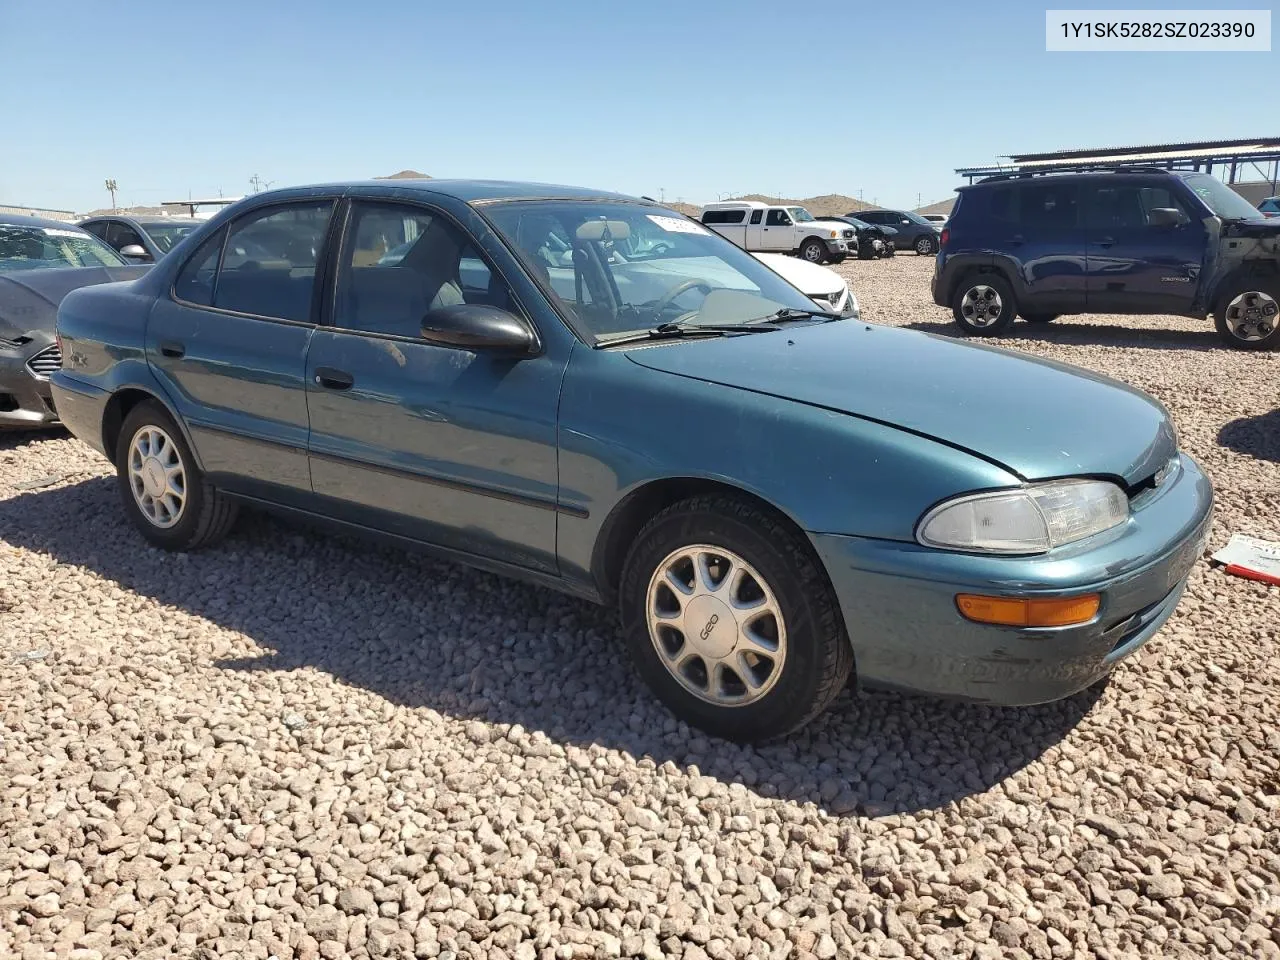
[0,265,150,338]
[625,321,1175,485]
[751,252,845,296]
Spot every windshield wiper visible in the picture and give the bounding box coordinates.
[596,320,781,348]
[752,307,841,324]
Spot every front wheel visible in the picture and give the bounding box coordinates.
[915,234,938,255]
[1214,281,1280,350]
[619,495,852,742]
[952,274,1016,335]
[799,238,826,264]
[115,400,239,550]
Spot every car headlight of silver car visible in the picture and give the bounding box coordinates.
[841,287,859,318]
[917,479,1129,554]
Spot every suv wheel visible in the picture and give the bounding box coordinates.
[116,400,239,550]
[914,234,938,255]
[619,495,852,742]
[1215,282,1280,351]
[799,238,826,264]
[952,275,1016,335]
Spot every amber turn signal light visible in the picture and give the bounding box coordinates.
[956,593,1100,627]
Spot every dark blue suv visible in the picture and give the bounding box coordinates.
[932,168,1280,350]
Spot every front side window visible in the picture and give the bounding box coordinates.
[0,224,126,272]
[334,202,513,339]
[1087,185,1191,229]
[173,228,225,306]
[486,200,824,340]
[105,222,145,251]
[142,222,200,254]
[211,202,334,322]
[765,209,792,226]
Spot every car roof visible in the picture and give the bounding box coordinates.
[0,212,90,232]
[81,215,203,226]
[300,178,645,205]
[961,169,1193,191]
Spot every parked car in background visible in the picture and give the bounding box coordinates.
[699,201,853,264]
[852,209,942,254]
[53,179,1213,741]
[0,214,149,428]
[79,215,205,263]
[832,216,896,259]
[751,252,858,317]
[1258,197,1280,218]
[933,168,1280,349]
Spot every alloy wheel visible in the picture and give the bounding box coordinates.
[960,285,1003,327]
[126,424,187,528]
[645,545,786,707]
[1223,290,1279,342]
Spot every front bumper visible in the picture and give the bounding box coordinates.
[824,239,850,256]
[812,453,1214,705]
[0,337,60,428]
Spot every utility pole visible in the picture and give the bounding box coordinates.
[916,192,922,210]
[249,174,273,193]
[660,187,665,203]
[105,179,118,211]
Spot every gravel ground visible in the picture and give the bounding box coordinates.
[2,255,1278,960]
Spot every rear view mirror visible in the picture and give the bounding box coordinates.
[575,220,632,242]
[119,244,151,260]
[1148,207,1189,228]
[420,303,537,356]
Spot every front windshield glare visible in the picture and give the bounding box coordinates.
[485,201,822,340]
[144,223,199,253]
[788,207,815,222]
[1185,174,1266,221]
[0,225,126,272]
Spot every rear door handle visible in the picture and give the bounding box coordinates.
[1094,236,1115,248]
[1007,235,1024,246]
[159,341,185,359]
[314,367,354,390]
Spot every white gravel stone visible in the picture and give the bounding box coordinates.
[1,257,1277,960]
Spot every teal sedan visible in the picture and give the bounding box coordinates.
[50,180,1213,742]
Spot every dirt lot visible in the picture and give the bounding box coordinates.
[2,255,1277,960]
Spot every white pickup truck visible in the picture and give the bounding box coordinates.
[698,201,855,264]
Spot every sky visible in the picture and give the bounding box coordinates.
[3,0,1277,214]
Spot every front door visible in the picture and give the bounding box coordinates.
[1083,181,1206,314]
[304,199,566,573]
[146,200,336,502]
[761,208,794,250]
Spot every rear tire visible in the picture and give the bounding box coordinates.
[115,400,238,551]
[952,274,1016,335]
[799,238,826,264]
[619,495,853,742]
[1213,279,1280,350]
[914,234,938,255]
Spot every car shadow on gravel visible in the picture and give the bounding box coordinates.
[1218,408,1280,464]
[905,317,1223,351]
[0,476,1104,816]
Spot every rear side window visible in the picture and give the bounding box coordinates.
[749,210,763,225]
[174,228,225,306]
[701,209,747,225]
[987,187,1015,222]
[213,202,335,322]
[1019,182,1080,230]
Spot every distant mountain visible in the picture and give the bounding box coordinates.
[375,170,432,180]
[915,197,956,216]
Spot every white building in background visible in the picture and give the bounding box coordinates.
[0,203,77,222]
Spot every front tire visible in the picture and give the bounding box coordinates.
[619,495,853,742]
[952,274,1016,335]
[1214,280,1280,350]
[115,400,238,550]
[799,238,826,264]
[914,234,938,255]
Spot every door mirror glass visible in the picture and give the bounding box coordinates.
[119,244,151,260]
[420,303,536,356]
[1148,207,1189,228]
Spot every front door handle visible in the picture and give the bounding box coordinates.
[1007,235,1025,246]
[159,341,185,359]
[314,367,354,390]
[1094,236,1116,248]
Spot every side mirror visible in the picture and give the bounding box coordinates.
[1148,207,1188,228]
[420,303,536,356]
[119,244,151,261]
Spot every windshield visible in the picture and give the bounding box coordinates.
[902,211,934,226]
[140,222,199,254]
[0,224,126,272]
[485,200,823,340]
[788,207,816,223]
[1183,174,1268,221]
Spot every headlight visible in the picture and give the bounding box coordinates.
[842,287,859,318]
[917,479,1128,554]
[829,230,838,239]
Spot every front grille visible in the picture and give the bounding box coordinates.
[841,229,855,239]
[25,344,61,379]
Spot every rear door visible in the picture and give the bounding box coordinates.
[700,209,747,248]
[744,208,765,248]
[1007,180,1086,311]
[1083,180,1206,314]
[303,199,565,572]
[147,199,337,503]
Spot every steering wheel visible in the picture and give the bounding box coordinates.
[651,279,713,319]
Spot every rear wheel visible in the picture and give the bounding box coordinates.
[799,238,826,264]
[115,401,238,550]
[619,495,852,742]
[952,274,1016,335]
[1214,281,1280,350]
[914,234,938,255]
